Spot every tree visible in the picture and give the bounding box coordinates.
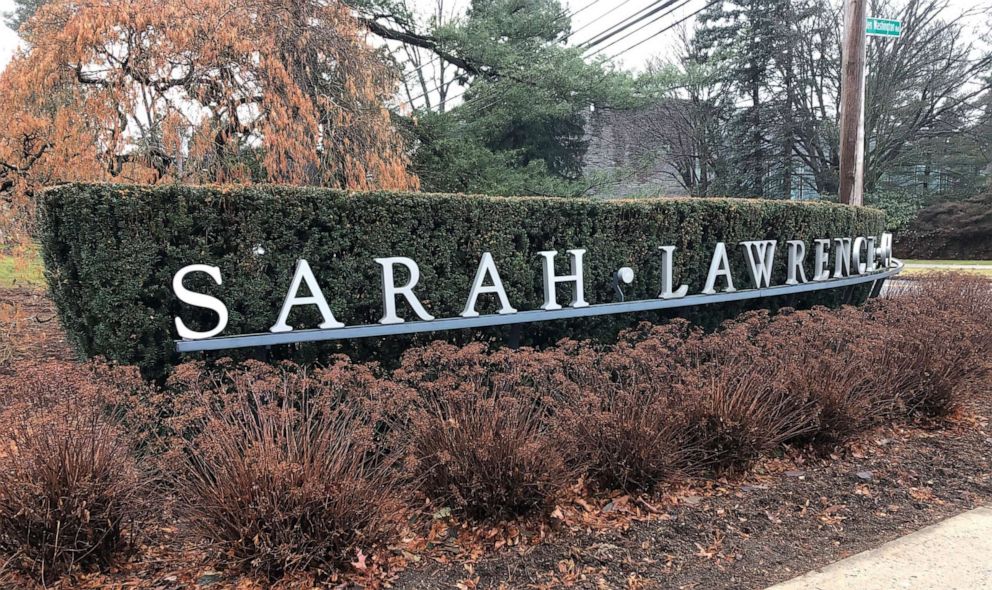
[0,0,417,243]
[3,0,46,30]
[358,0,637,196]
[863,0,992,192]
[696,0,793,197]
[634,34,735,197]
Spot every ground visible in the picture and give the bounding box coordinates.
[390,412,992,589]
[1,275,991,590]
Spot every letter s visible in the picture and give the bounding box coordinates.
[173,264,228,340]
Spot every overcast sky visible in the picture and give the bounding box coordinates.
[0,0,986,76]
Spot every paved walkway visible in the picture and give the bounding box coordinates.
[768,507,992,590]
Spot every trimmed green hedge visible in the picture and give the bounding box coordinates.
[40,185,885,377]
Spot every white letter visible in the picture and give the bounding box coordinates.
[813,239,832,281]
[741,240,777,288]
[877,233,893,268]
[173,264,228,340]
[786,240,808,285]
[702,242,736,294]
[659,246,688,299]
[538,249,589,310]
[833,237,852,278]
[461,252,517,318]
[376,256,435,324]
[852,236,869,274]
[270,259,344,333]
[865,236,878,272]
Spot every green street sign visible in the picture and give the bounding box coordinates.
[866,17,902,37]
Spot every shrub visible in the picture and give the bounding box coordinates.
[0,362,146,583]
[871,274,992,418]
[556,386,689,493]
[677,358,819,474]
[893,190,992,259]
[173,389,404,579]
[406,392,575,520]
[39,183,885,377]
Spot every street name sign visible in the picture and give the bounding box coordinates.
[866,17,902,37]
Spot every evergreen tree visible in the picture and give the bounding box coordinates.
[4,0,46,30]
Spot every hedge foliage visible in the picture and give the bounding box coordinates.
[40,184,885,377]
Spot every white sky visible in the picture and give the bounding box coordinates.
[0,0,986,79]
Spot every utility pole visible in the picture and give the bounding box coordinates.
[838,0,867,206]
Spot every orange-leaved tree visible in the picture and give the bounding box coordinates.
[0,0,417,244]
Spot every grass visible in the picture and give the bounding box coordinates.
[901,267,992,277]
[900,259,992,278]
[0,253,45,289]
[903,259,992,266]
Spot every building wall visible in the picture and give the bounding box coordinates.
[581,105,688,198]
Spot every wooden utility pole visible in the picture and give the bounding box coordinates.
[838,0,867,206]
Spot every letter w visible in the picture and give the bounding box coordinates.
[741,240,777,288]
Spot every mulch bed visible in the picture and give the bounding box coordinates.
[3,286,991,589]
[393,409,992,589]
[1,286,75,364]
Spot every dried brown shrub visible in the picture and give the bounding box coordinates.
[398,342,581,519]
[168,360,407,579]
[556,385,689,493]
[406,392,575,519]
[551,323,699,493]
[872,273,992,417]
[676,357,819,474]
[0,362,147,583]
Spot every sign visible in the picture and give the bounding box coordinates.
[172,234,901,353]
[866,17,901,37]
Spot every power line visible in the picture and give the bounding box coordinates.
[579,0,684,50]
[569,0,640,39]
[400,0,607,107]
[584,0,695,58]
[408,0,717,115]
[603,0,718,62]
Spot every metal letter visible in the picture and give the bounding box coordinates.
[786,240,808,285]
[702,242,736,294]
[852,236,869,274]
[270,259,344,333]
[741,240,777,288]
[813,239,832,281]
[376,256,435,325]
[173,264,229,340]
[538,249,589,310]
[878,233,893,268]
[865,236,878,272]
[461,252,517,318]
[658,246,688,299]
[833,237,852,278]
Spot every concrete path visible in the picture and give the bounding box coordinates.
[767,507,992,590]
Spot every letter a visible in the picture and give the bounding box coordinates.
[270,259,344,333]
[462,252,517,318]
[702,242,736,294]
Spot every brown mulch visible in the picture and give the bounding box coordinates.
[1,287,75,364]
[392,411,992,590]
[3,287,991,589]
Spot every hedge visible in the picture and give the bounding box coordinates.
[40,184,885,378]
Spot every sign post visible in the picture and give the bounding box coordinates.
[839,0,868,206]
[839,6,903,206]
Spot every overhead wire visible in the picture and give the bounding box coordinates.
[407,0,717,116]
